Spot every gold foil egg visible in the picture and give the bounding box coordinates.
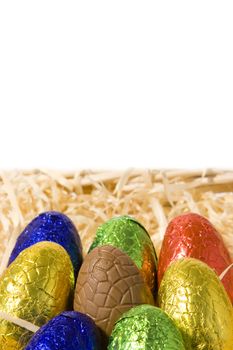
[0,241,74,350]
[158,258,233,350]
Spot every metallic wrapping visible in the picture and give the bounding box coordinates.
[89,216,157,295]
[24,311,101,350]
[158,258,233,350]
[8,211,83,278]
[157,213,233,303]
[0,242,74,350]
[108,305,185,350]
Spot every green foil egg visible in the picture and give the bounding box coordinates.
[89,216,157,294]
[0,241,74,350]
[108,304,185,350]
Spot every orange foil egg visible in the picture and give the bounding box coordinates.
[158,213,233,303]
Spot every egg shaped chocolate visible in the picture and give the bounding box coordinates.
[0,241,74,349]
[158,213,233,303]
[158,258,233,349]
[24,311,101,350]
[74,245,154,342]
[108,304,185,349]
[89,216,157,295]
[8,211,83,278]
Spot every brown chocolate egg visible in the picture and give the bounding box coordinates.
[89,216,157,296]
[73,245,154,340]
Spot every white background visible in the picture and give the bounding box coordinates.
[0,1,232,169]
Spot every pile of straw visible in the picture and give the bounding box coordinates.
[0,169,233,275]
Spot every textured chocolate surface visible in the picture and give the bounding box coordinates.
[74,245,154,338]
[158,213,233,303]
[108,305,185,350]
[158,258,233,350]
[0,242,74,350]
[89,216,157,295]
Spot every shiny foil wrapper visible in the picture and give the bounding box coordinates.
[0,242,74,349]
[108,305,185,349]
[158,213,233,303]
[158,258,233,350]
[89,216,157,295]
[8,211,83,279]
[25,311,101,350]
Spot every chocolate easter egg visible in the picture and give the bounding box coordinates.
[24,311,101,350]
[0,242,74,349]
[74,245,154,342]
[108,304,185,349]
[89,216,157,295]
[158,258,233,349]
[8,211,83,278]
[158,213,233,302]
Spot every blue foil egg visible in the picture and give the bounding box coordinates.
[8,211,82,278]
[24,311,101,350]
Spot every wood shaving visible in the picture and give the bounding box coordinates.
[219,263,233,281]
[0,311,39,333]
[0,169,232,269]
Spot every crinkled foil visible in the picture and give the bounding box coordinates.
[158,258,233,350]
[157,213,233,303]
[25,311,101,350]
[89,216,157,295]
[8,211,83,279]
[108,304,185,349]
[0,242,74,349]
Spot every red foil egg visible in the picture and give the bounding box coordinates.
[158,213,233,303]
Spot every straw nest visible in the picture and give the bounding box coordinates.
[0,169,233,275]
